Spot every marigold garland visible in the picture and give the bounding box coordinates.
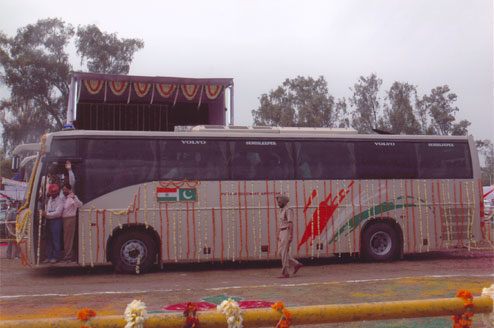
[77,308,96,327]
[452,289,474,328]
[183,302,200,328]
[271,301,291,328]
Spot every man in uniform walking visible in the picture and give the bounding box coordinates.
[276,194,302,278]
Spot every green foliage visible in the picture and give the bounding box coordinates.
[0,18,144,154]
[0,158,13,178]
[76,25,144,74]
[253,74,470,137]
[0,18,74,132]
[383,82,421,134]
[417,85,469,135]
[349,74,383,133]
[251,76,346,127]
[477,139,494,185]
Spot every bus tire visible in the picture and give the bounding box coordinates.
[361,222,399,261]
[111,230,156,274]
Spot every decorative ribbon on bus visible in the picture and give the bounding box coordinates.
[157,187,198,202]
[133,82,152,98]
[82,80,224,101]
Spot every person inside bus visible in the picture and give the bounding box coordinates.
[41,184,64,264]
[6,201,20,259]
[61,183,82,263]
[41,161,76,199]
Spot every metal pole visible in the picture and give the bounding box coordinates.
[65,75,76,126]
[229,85,234,126]
[0,296,491,328]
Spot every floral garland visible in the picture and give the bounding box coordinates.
[481,284,494,328]
[217,298,243,328]
[272,301,291,328]
[77,309,96,328]
[452,290,474,328]
[183,302,200,328]
[124,299,148,328]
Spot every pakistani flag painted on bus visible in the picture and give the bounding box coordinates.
[157,187,197,202]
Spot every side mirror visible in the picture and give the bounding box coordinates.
[11,156,20,172]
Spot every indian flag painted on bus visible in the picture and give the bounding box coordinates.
[157,188,178,202]
[157,187,197,202]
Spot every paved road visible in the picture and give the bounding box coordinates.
[0,249,493,327]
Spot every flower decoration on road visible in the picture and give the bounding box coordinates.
[124,299,148,328]
[481,284,494,328]
[183,302,200,328]
[272,301,291,328]
[452,290,474,328]
[217,298,243,328]
[77,308,96,328]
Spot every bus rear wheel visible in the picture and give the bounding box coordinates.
[111,231,156,274]
[361,222,399,261]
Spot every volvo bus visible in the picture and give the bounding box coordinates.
[13,126,484,273]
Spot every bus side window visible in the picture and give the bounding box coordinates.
[295,141,355,180]
[356,141,417,179]
[160,139,229,181]
[83,139,157,202]
[417,142,472,179]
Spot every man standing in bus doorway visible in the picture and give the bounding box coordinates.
[42,184,64,264]
[276,195,302,278]
[61,183,82,263]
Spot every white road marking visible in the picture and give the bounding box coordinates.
[1,274,492,299]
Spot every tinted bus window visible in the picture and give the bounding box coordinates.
[230,140,294,180]
[50,139,77,157]
[356,141,417,179]
[83,139,157,201]
[295,141,355,179]
[417,142,472,178]
[159,139,229,180]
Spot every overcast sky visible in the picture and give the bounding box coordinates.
[1,0,493,141]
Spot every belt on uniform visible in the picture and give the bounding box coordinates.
[280,227,288,231]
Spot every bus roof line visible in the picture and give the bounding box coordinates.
[12,143,41,155]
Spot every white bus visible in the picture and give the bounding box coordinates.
[13,126,485,273]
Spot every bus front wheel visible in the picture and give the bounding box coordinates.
[361,222,399,261]
[111,231,156,274]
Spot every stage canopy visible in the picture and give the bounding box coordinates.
[68,72,234,131]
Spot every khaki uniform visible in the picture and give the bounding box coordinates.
[277,206,301,276]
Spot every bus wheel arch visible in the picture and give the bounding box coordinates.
[107,224,160,274]
[360,218,403,261]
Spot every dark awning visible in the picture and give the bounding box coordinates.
[67,72,235,130]
[72,71,233,105]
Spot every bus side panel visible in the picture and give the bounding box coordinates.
[76,177,482,267]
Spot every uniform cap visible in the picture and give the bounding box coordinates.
[48,184,59,195]
[276,195,289,204]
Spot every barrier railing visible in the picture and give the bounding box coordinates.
[0,295,492,328]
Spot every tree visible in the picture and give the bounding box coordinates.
[477,139,494,186]
[251,76,345,127]
[418,85,470,135]
[0,18,144,154]
[349,73,383,133]
[76,25,144,74]
[0,148,12,178]
[382,82,421,134]
[0,18,75,133]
